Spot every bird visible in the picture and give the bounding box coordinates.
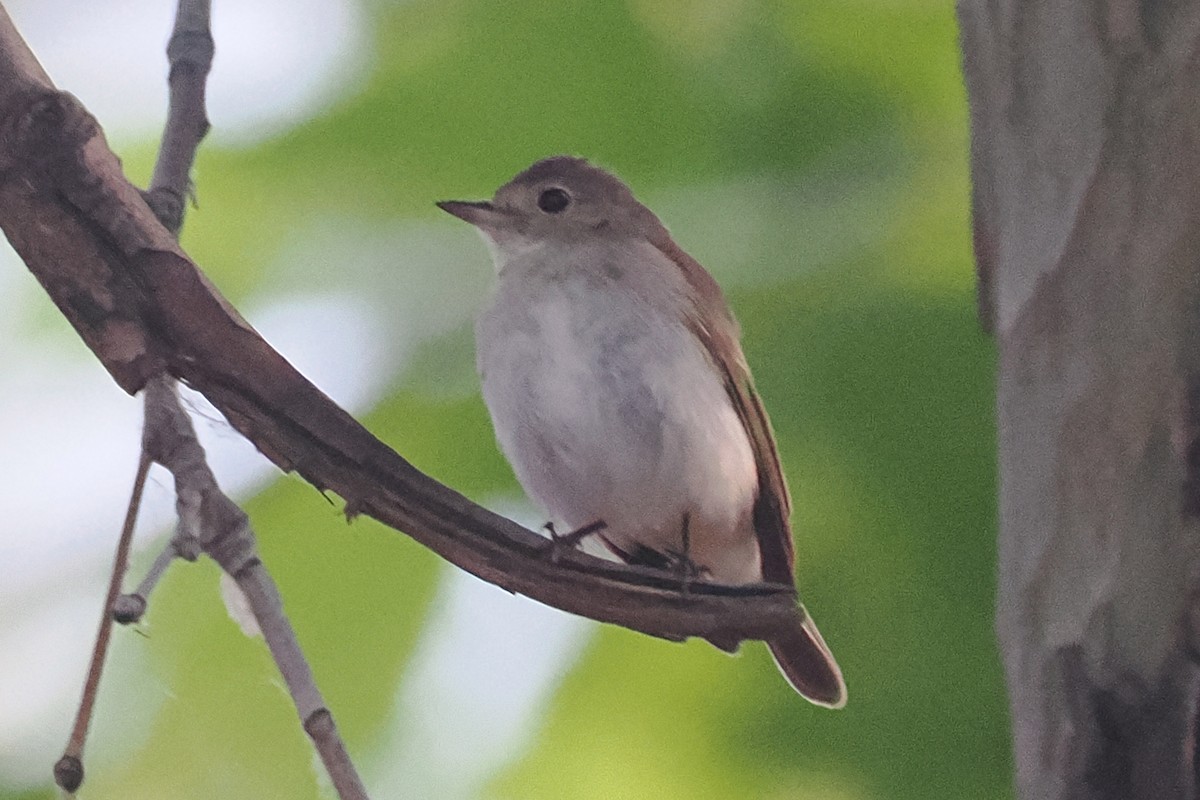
[437,156,846,707]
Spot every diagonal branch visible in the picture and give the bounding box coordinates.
[0,4,800,651]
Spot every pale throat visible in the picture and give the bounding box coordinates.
[478,229,548,274]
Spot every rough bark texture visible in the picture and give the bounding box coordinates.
[959,2,1200,798]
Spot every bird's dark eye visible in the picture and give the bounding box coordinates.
[537,187,571,213]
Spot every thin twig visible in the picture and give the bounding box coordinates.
[142,376,369,800]
[116,523,199,617]
[113,533,196,624]
[117,0,214,614]
[53,453,151,793]
[146,0,212,233]
[129,2,369,796]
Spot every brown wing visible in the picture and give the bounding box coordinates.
[651,236,796,586]
[652,234,847,707]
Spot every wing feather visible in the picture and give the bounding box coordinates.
[651,236,796,586]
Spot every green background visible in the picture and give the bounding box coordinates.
[5,0,1005,798]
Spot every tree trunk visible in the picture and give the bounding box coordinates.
[958,2,1200,798]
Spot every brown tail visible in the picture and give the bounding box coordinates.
[768,608,847,708]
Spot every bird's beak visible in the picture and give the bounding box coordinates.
[436,200,504,228]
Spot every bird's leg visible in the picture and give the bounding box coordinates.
[676,513,700,595]
[541,520,607,563]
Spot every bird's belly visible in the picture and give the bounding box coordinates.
[477,285,761,583]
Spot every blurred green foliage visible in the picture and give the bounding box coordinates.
[6,0,1006,798]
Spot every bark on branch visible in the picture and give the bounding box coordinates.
[0,6,799,651]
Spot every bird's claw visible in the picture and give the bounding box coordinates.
[541,520,607,562]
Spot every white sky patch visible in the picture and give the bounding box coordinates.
[5,0,369,145]
[0,272,393,597]
[368,499,595,800]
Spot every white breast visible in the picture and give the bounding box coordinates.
[476,239,762,584]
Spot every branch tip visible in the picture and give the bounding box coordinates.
[112,594,147,625]
[53,755,83,792]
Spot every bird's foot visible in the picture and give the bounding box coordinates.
[541,520,607,563]
[671,553,706,596]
